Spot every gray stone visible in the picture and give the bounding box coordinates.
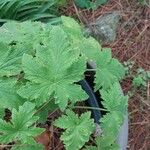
[85,11,121,44]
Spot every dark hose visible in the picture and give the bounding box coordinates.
[79,79,101,124]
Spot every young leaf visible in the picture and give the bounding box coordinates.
[85,135,120,150]
[95,135,120,150]
[17,26,88,110]
[61,16,83,41]
[0,102,44,144]
[54,110,95,150]
[86,112,122,150]
[79,37,101,61]
[95,48,125,90]
[100,82,128,115]
[85,113,121,150]
[100,112,122,137]
[0,77,24,110]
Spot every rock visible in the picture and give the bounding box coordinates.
[85,11,121,44]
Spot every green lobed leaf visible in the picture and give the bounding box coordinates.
[94,48,125,90]
[0,42,24,77]
[0,102,44,144]
[54,110,95,150]
[0,77,24,110]
[17,26,88,110]
[61,16,84,41]
[95,135,120,150]
[100,112,123,137]
[79,37,101,61]
[132,75,146,87]
[0,21,43,45]
[100,82,128,115]
[87,112,122,150]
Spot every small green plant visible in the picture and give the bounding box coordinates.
[138,0,150,6]
[0,102,44,149]
[75,0,108,9]
[0,16,127,150]
[132,68,150,88]
[123,61,134,76]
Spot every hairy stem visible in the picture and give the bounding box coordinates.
[73,106,108,112]
[34,98,53,115]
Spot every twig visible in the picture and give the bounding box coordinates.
[147,81,150,101]
[72,2,83,25]
[130,121,149,125]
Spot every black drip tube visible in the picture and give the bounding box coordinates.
[79,79,101,124]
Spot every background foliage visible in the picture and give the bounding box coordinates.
[0,0,66,24]
[75,0,108,9]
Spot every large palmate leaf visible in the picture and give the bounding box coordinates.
[100,82,128,115]
[94,48,125,90]
[18,26,88,110]
[0,77,24,110]
[54,110,95,150]
[0,102,44,144]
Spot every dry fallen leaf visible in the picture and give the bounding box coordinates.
[35,130,52,150]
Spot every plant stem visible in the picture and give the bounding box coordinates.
[0,144,12,148]
[34,98,53,115]
[73,106,108,112]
